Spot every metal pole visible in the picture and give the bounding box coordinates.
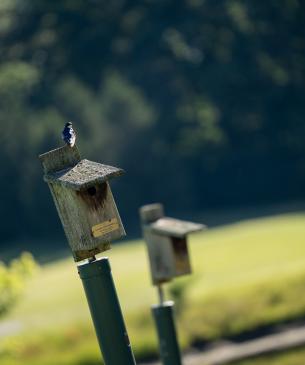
[157,284,165,305]
[152,298,182,365]
[78,257,136,365]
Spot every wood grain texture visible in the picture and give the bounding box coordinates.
[49,181,125,261]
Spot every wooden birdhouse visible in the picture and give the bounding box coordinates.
[140,203,205,285]
[39,145,125,262]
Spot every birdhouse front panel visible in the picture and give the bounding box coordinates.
[143,228,176,285]
[50,181,125,261]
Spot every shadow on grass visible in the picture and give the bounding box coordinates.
[190,316,305,351]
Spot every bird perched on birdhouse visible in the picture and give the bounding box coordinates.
[62,122,76,147]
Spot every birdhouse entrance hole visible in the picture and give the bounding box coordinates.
[87,186,97,196]
[76,182,108,210]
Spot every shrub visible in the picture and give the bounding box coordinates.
[0,252,38,317]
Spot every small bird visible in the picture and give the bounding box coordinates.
[62,122,76,147]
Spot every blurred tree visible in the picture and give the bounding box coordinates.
[0,0,304,242]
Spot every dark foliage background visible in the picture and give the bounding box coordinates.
[0,0,304,244]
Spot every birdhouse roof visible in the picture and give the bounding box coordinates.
[150,217,205,238]
[43,159,124,190]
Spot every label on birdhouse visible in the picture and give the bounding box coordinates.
[92,218,119,238]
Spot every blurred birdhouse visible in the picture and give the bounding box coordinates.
[39,145,125,261]
[140,203,205,285]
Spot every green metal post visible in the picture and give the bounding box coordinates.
[78,257,136,365]
[152,301,182,365]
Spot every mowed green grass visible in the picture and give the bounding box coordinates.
[1,213,305,365]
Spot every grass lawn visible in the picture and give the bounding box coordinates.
[1,213,305,364]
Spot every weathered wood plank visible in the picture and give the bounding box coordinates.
[140,203,164,224]
[143,227,174,284]
[151,217,205,238]
[44,159,124,190]
[39,145,81,173]
[49,181,125,261]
